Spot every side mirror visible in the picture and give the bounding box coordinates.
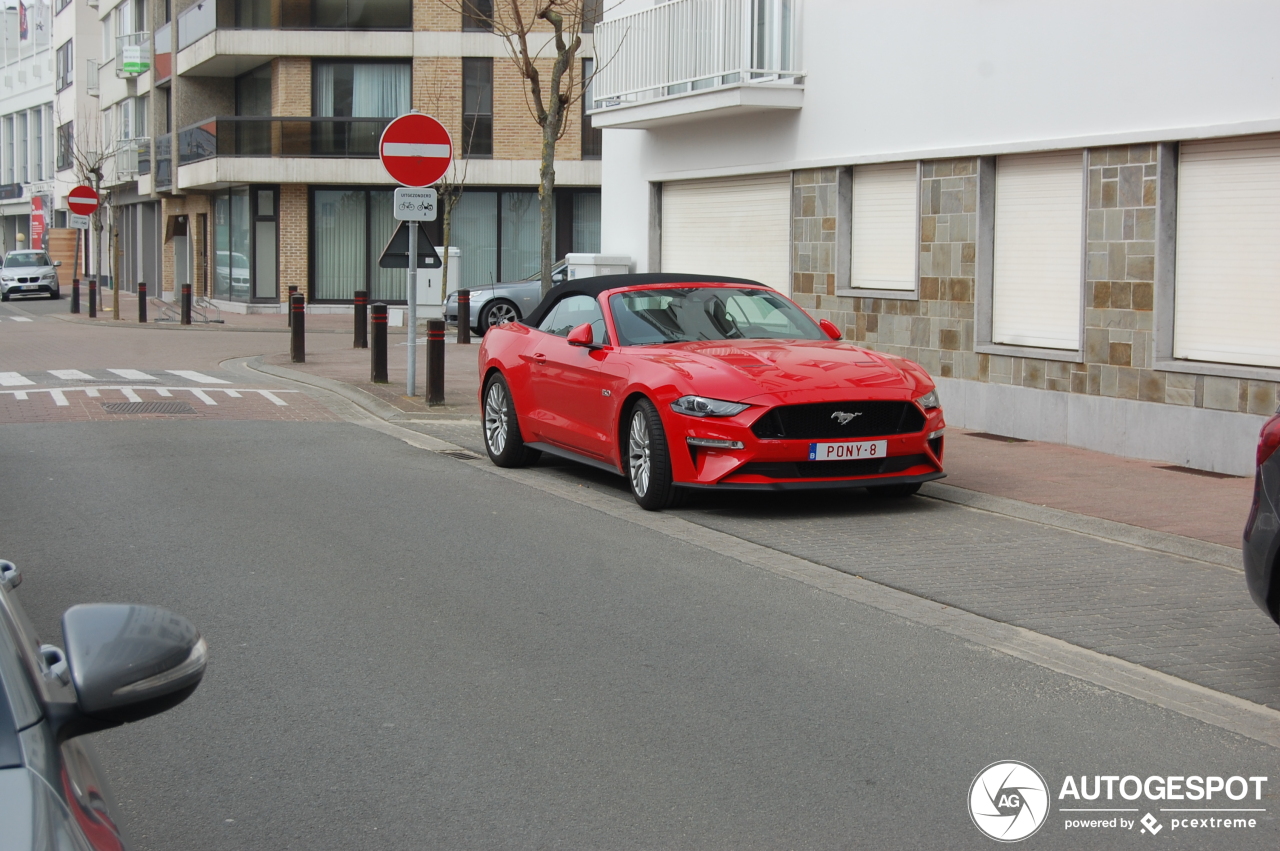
[819,319,842,341]
[53,261,62,267]
[0,559,19,590]
[50,603,207,742]
[566,322,595,347]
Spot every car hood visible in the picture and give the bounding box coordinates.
[2,266,54,276]
[633,339,932,402]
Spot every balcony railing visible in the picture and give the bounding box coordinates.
[178,1,216,50]
[155,134,172,189]
[592,0,801,108]
[85,59,99,96]
[176,116,395,165]
[116,31,151,77]
[114,136,150,179]
[177,0,411,49]
[154,22,172,80]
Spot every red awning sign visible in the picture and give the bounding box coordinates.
[379,113,453,188]
[68,185,99,216]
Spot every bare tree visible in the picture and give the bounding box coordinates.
[418,67,477,300]
[442,0,602,295]
[57,105,126,314]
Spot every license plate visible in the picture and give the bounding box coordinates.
[22,285,35,290]
[809,440,887,461]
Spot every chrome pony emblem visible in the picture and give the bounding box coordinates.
[831,411,861,425]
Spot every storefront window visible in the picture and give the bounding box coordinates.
[314,189,367,302]
[213,185,278,303]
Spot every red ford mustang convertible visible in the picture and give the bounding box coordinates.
[477,274,946,510]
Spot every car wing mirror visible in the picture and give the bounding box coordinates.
[566,322,596,348]
[49,603,207,742]
[53,261,62,267]
[0,559,20,590]
[819,319,842,341]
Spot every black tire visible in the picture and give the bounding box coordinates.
[479,300,520,334]
[867,482,921,498]
[482,373,541,467]
[625,398,685,511]
[49,287,60,300]
[1,292,8,302]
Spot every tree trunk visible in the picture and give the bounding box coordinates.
[538,118,558,297]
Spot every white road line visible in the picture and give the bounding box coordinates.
[167,370,230,384]
[0,372,34,386]
[156,388,172,397]
[222,389,242,398]
[107,369,156,381]
[10,317,32,322]
[188,389,217,405]
[12,391,26,400]
[85,388,100,397]
[49,370,95,381]
[48,389,68,407]
[120,388,143,403]
[256,390,288,406]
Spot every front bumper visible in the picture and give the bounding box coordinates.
[667,400,946,490]
[2,280,56,295]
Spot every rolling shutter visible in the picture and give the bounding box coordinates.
[992,151,1084,350]
[851,162,918,291]
[1174,134,1280,368]
[661,174,792,294]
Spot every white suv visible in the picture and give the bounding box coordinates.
[0,250,61,301]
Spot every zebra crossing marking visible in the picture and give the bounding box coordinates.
[49,370,95,381]
[9,317,32,322]
[0,372,34,386]
[106,369,156,381]
[0,385,301,408]
[166,370,230,384]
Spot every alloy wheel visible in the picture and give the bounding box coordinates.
[485,382,509,455]
[629,409,651,497]
[485,302,518,328]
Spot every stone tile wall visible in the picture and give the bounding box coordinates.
[790,146,1279,419]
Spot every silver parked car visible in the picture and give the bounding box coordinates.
[443,260,567,334]
[0,558,207,850]
[1,251,61,301]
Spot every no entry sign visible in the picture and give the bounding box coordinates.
[67,185,99,216]
[379,113,453,187]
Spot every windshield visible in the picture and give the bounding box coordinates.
[609,287,825,346]
[4,252,51,268]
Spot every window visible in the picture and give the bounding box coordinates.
[462,58,493,158]
[1173,135,1280,368]
[18,113,28,183]
[5,117,14,183]
[462,0,492,31]
[312,0,411,29]
[311,187,436,302]
[991,151,1084,350]
[56,122,72,172]
[850,162,918,292]
[32,108,43,181]
[213,185,279,303]
[313,61,410,117]
[56,40,72,91]
[236,64,273,116]
[581,58,601,160]
[134,94,148,137]
[539,294,604,338]
[56,0,71,14]
[582,0,603,33]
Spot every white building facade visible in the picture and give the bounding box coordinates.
[0,0,55,256]
[592,0,1280,476]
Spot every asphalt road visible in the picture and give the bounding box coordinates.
[2,419,1278,850]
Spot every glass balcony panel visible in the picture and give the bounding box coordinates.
[176,117,394,163]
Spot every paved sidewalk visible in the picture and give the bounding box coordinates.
[40,295,1263,548]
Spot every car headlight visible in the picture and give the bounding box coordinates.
[670,395,750,417]
[41,273,55,281]
[915,389,940,410]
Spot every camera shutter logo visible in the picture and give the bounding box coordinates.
[969,761,1050,842]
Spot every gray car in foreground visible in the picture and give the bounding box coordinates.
[0,558,207,850]
[443,261,566,334]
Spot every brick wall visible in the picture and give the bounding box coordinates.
[279,184,308,299]
[272,58,312,117]
[791,147,1280,420]
[414,56,462,144]
[160,196,211,297]
[492,58,581,161]
[416,0,461,30]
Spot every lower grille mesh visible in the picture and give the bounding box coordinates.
[736,454,930,480]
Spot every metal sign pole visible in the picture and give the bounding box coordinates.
[406,222,418,397]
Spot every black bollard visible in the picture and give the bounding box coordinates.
[287,285,298,327]
[370,302,388,383]
[426,319,446,406]
[290,293,305,363]
[353,289,368,349]
[180,284,192,325]
[456,289,471,345]
[70,278,80,314]
[88,279,97,318]
[138,282,147,323]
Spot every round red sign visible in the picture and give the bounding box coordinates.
[67,185,99,216]
[379,113,453,188]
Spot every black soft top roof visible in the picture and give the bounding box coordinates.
[521,272,764,328]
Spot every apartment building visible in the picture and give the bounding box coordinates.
[0,0,54,255]
[593,0,1280,477]
[49,0,598,311]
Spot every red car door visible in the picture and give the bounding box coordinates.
[523,295,612,457]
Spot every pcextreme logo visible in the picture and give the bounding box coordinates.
[969,761,1269,842]
[969,761,1051,842]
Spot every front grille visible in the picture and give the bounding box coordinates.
[736,454,930,480]
[751,400,925,440]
